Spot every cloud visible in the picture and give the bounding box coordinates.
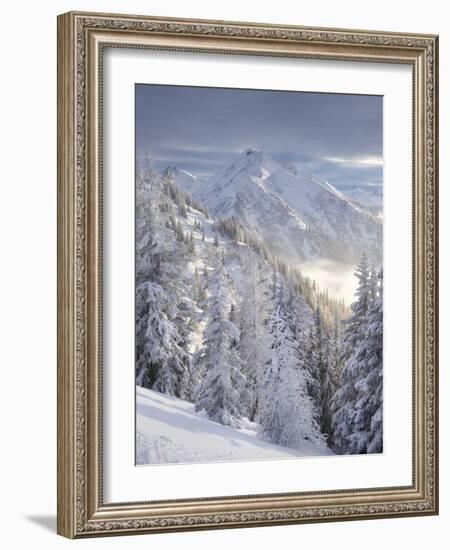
[136,84,383,188]
[322,155,383,168]
[300,259,358,305]
[366,181,384,188]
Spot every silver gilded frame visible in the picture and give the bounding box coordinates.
[57,11,439,538]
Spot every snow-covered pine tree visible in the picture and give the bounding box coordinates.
[325,313,342,441]
[136,281,190,397]
[260,273,326,449]
[193,267,206,304]
[340,252,371,361]
[304,306,334,440]
[305,308,325,415]
[135,167,164,387]
[238,249,271,421]
[135,167,194,399]
[320,334,336,440]
[328,312,343,387]
[188,231,195,254]
[331,255,383,454]
[194,266,247,427]
[363,267,383,453]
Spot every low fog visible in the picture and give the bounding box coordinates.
[300,260,358,306]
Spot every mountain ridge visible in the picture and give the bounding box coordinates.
[167,148,382,265]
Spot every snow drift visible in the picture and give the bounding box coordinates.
[136,386,332,465]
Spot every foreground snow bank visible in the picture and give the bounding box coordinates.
[136,386,333,465]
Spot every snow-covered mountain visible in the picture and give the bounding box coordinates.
[163,166,203,195]
[343,186,383,218]
[174,149,382,265]
[344,186,383,208]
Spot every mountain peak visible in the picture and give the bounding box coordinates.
[222,149,280,181]
[241,148,272,161]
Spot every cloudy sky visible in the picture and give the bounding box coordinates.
[136,84,383,190]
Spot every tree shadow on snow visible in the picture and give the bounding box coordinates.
[136,398,299,454]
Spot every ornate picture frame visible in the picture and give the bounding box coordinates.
[57,11,438,538]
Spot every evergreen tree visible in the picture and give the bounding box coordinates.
[175,220,184,242]
[178,201,188,218]
[135,169,192,397]
[331,256,383,454]
[194,267,247,426]
[320,333,336,440]
[340,252,371,362]
[260,273,325,449]
[327,312,342,407]
[305,309,325,417]
[238,250,271,420]
[330,313,343,378]
[363,268,383,453]
[193,267,206,303]
[136,281,190,397]
[304,306,335,440]
[188,231,195,254]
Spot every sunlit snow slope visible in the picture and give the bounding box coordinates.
[136,386,332,465]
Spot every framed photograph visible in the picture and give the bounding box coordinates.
[57,11,439,538]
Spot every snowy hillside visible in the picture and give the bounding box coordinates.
[175,149,382,264]
[344,186,383,208]
[343,186,383,218]
[136,386,332,465]
[163,166,204,195]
